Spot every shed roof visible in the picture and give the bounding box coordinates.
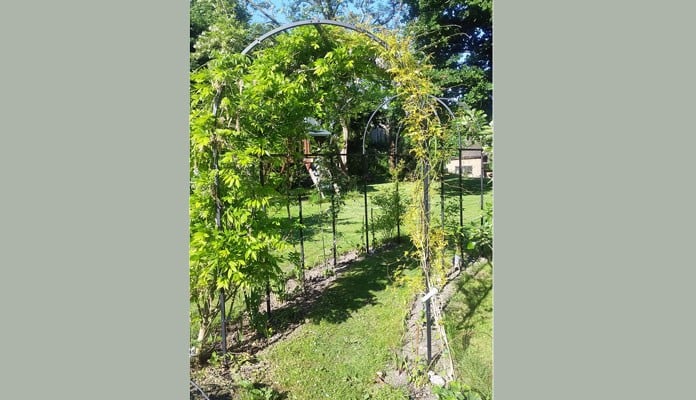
[457,144,485,160]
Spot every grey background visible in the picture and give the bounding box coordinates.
[0,0,189,398]
[1,0,695,399]
[495,1,696,398]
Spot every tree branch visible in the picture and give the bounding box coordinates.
[244,0,281,27]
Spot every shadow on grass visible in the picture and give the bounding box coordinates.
[440,174,492,197]
[306,245,415,324]
[271,212,340,249]
[446,263,493,351]
[232,242,417,355]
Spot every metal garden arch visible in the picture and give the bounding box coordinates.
[214,19,483,366]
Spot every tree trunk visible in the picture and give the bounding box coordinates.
[380,122,395,170]
[195,320,213,364]
[196,324,207,349]
[193,295,217,364]
[339,117,349,173]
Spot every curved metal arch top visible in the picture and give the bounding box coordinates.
[241,19,388,56]
[361,94,460,155]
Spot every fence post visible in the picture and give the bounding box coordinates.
[395,178,401,242]
[363,153,370,253]
[219,289,227,366]
[440,155,445,274]
[458,147,464,261]
[371,207,376,247]
[260,160,271,321]
[422,288,438,365]
[330,154,337,268]
[298,193,306,293]
[423,155,433,364]
[480,149,485,226]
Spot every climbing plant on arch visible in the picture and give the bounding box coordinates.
[189,19,469,364]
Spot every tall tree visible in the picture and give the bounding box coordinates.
[403,0,492,115]
[190,0,255,70]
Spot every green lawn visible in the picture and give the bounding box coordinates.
[262,244,423,399]
[441,262,493,399]
[270,176,492,273]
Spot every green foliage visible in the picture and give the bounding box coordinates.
[373,31,459,286]
[236,380,284,400]
[407,359,431,387]
[190,0,255,70]
[242,25,390,116]
[190,21,410,360]
[371,187,409,243]
[433,381,484,400]
[371,163,410,243]
[453,109,493,156]
[464,203,493,262]
[403,0,492,114]
[190,36,289,358]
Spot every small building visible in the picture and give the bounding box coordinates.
[445,144,488,177]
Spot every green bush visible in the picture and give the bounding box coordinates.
[371,184,410,243]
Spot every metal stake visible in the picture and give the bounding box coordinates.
[298,193,306,292]
[363,153,370,253]
[426,298,432,364]
[330,155,337,268]
[422,288,438,365]
[480,149,485,225]
[219,289,227,365]
[456,109,464,261]
[260,161,271,321]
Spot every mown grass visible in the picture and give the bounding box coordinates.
[271,177,492,272]
[262,244,423,399]
[442,262,493,399]
[271,189,371,271]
